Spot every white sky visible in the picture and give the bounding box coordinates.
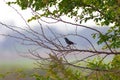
[0,0,33,42]
[0,0,99,62]
[0,0,97,42]
[0,0,33,25]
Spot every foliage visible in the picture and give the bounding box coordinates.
[86,55,120,80]
[0,68,33,80]
[33,54,82,80]
[31,73,51,80]
[111,55,120,69]
[1,55,120,80]
[87,56,111,70]
[7,0,120,49]
[28,55,120,80]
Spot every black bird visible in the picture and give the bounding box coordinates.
[64,37,74,45]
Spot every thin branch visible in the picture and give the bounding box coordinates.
[47,17,114,53]
[65,62,120,72]
[55,49,120,55]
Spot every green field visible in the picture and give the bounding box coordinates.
[0,59,37,80]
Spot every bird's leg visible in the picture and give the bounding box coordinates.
[66,44,70,47]
[72,45,77,49]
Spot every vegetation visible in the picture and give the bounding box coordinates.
[0,0,120,80]
[1,55,120,80]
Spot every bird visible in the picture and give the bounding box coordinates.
[64,37,74,45]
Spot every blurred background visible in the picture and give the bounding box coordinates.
[0,0,112,80]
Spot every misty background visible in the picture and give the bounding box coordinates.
[0,0,112,68]
[0,22,110,66]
